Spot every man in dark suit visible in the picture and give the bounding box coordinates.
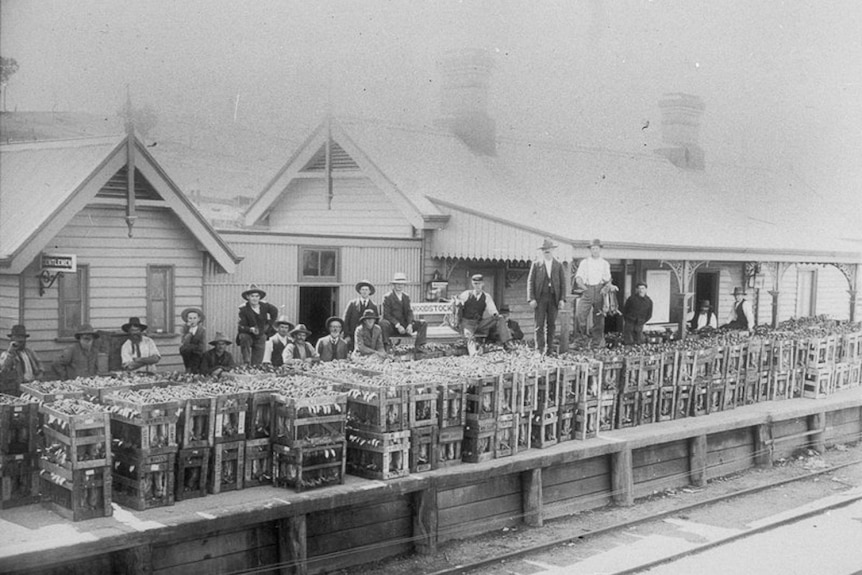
[527,239,566,353]
[380,273,427,349]
[343,280,380,351]
[316,317,350,362]
[178,308,207,374]
[236,284,279,365]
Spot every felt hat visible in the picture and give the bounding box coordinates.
[539,239,558,251]
[359,309,379,322]
[471,274,484,282]
[121,317,147,333]
[326,316,345,329]
[181,307,205,322]
[731,287,747,296]
[355,280,376,295]
[209,332,233,346]
[274,315,294,329]
[7,324,30,339]
[699,300,712,309]
[289,324,312,337]
[241,284,266,300]
[74,324,99,339]
[391,272,408,284]
[589,238,603,249]
[499,305,511,314]
[635,281,648,289]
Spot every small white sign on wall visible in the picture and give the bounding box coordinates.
[646,269,671,324]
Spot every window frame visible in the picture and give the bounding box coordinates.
[795,268,818,318]
[298,247,340,283]
[57,265,89,338]
[146,265,175,334]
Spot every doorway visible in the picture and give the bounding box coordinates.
[695,271,720,316]
[299,287,338,344]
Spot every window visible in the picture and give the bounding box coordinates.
[58,265,89,337]
[300,248,339,282]
[147,266,174,333]
[796,269,817,318]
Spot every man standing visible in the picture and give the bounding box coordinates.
[343,280,379,351]
[688,300,718,331]
[455,274,513,356]
[575,239,612,348]
[236,284,279,365]
[262,315,294,367]
[723,287,755,332]
[316,317,350,362]
[622,282,653,345]
[120,317,161,373]
[52,324,100,380]
[201,332,236,377]
[179,308,206,374]
[353,309,388,359]
[381,273,427,350]
[0,325,44,395]
[528,239,566,353]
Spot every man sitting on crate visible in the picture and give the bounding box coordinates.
[262,315,294,367]
[0,324,44,395]
[316,317,350,362]
[454,274,514,356]
[201,332,236,377]
[380,272,427,352]
[721,287,755,333]
[120,317,161,373]
[51,324,100,380]
[353,309,388,359]
[343,280,380,352]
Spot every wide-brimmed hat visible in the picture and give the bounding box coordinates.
[241,284,266,300]
[731,287,747,297]
[181,307,205,322]
[274,315,294,329]
[121,317,147,333]
[7,325,30,339]
[359,309,379,322]
[471,274,484,282]
[391,273,408,284]
[699,300,712,309]
[74,324,99,339]
[209,332,232,346]
[326,316,345,329]
[355,280,376,295]
[589,238,603,249]
[635,281,648,289]
[499,305,511,314]
[539,239,558,251]
[290,324,312,337]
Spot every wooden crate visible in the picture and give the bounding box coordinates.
[79,378,164,404]
[20,381,84,404]
[246,390,276,440]
[273,441,346,492]
[707,381,726,414]
[495,418,515,458]
[462,425,495,463]
[346,429,410,479]
[851,362,862,387]
[496,373,518,418]
[39,403,111,472]
[616,391,638,429]
[769,371,793,401]
[724,344,746,381]
[208,440,245,494]
[535,368,562,410]
[409,426,436,472]
[601,356,625,393]
[112,452,176,511]
[659,351,678,388]
[638,388,658,426]
[558,402,576,440]
[598,391,616,432]
[465,376,498,424]
[175,447,210,501]
[802,336,838,369]
[834,362,852,391]
[103,394,182,424]
[111,417,177,458]
[770,339,796,372]
[574,401,597,440]
[741,374,760,406]
[622,356,644,392]
[40,465,112,521]
[515,414,532,453]
[213,392,250,444]
[674,385,692,420]
[802,367,835,399]
[691,382,709,417]
[640,354,663,389]
[564,362,601,403]
[344,384,408,433]
[0,395,38,455]
[677,349,715,386]
[723,377,739,410]
[177,397,216,449]
[518,372,538,415]
[531,409,559,448]
[656,386,675,422]
[1,453,40,509]
[409,384,438,429]
[244,438,273,488]
[437,381,466,428]
[274,404,347,448]
[434,426,463,469]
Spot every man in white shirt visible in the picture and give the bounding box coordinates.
[722,287,755,332]
[574,239,612,348]
[455,274,513,356]
[120,317,161,373]
[687,300,718,331]
[263,316,294,367]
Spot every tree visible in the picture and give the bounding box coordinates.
[0,57,19,112]
[117,101,159,139]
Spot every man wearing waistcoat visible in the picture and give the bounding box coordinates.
[316,317,350,362]
[343,280,380,351]
[263,315,294,367]
[283,324,319,363]
[455,274,513,356]
[687,300,718,331]
[528,239,567,353]
[722,287,755,332]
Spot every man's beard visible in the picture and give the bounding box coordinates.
[129,334,143,343]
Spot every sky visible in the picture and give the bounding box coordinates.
[2,0,861,211]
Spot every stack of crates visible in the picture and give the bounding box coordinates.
[691,348,716,416]
[801,336,837,399]
[20,380,84,404]
[707,347,727,414]
[0,394,39,509]
[275,390,348,490]
[769,339,796,401]
[722,343,745,409]
[38,399,112,521]
[463,375,499,462]
[175,391,215,500]
[494,373,519,458]
[617,356,642,429]
[531,368,561,447]
[516,372,536,452]
[637,354,662,426]
[243,386,278,489]
[675,349,707,418]
[436,380,466,468]
[408,381,438,472]
[210,389,249,494]
[656,350,677,422]
[572,361,603,440]
[104,391,179,511]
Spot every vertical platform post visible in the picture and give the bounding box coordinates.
[521,468,544,527]
[278,514,308,575]
[412,486,438,554]
[689,434,708,487]
[809,412,826,454]
[611,447,634,507]
[112,544,152,575]
[754,422,773,468]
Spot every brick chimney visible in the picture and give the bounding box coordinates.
[434,49,496,156]
[655,93,705,170]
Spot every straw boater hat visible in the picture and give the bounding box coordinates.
[539,239,558,251]
[359,309,379,322]
[289,324,312,337]
[471,274,484,282]
[355,280,376,295]
[731,287,747,297]
[7,325,30,339]
[589,238,603,249]
[181,307,205,322]
[209,332,232,346]
[326,316,344,329]
[121,317,147,333]
[274,315,294,330]
[391,273,408,284]
[241,284,266,300]
[74,324,99,339]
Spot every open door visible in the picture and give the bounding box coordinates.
[298,287,338,345]
[695,271,720,316]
